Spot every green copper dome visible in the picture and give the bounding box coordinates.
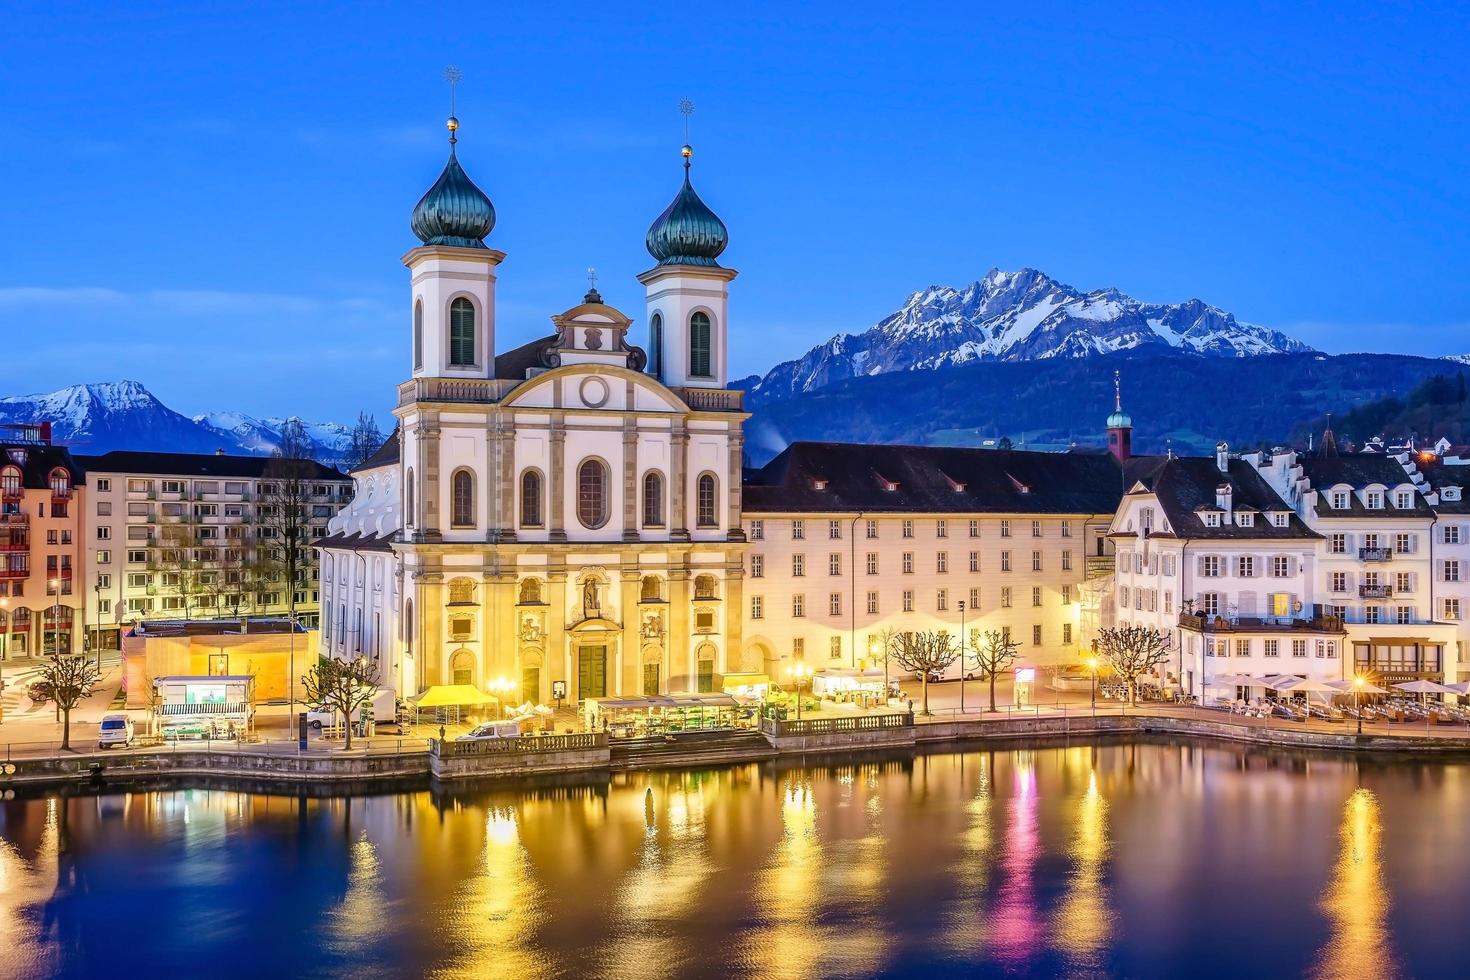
[1107,409,1132,428]
[646,147,727,266]
[411,122,495,248]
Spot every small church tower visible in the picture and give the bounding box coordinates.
[1107,370,1133,462]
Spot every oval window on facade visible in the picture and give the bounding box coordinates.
[577,459,609,529]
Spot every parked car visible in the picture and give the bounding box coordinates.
[97,714,135,749]
[27,680,53,703]
[456,721,522,742]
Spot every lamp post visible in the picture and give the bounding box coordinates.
[49,578,61,721]
[0,595,8,725]
[790,662,811,721]
[958,600,967,715]
[1087,655,1099,708]
[492,676,514,720]
[1354,674,1365,736]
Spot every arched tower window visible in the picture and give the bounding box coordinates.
[577,459,609,529]
[640,575,663,602]
[696,472,718,527]
[642,471,664,528]
[689,311,712,378]
[1,465,21,499]
[448,577,477,605]
[449,297,476,367]
[694,574,719,599]
[520,470,543,528]
[518,578,543,604]
[413,299,424,370]
[451,469,475,527]
[649,312,663,377]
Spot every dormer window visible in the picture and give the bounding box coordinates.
[49,468,72,498]
[1366,491,1383,509]
[1445,487,1463,502]
[1237,512,1254,527]
[810,478,828,491]
[0,466,20,499]
[1396,490,1413,509]
[1203,512,1221,527]
[1332,491,1349,509]
[1271,512,1289,527]
[874,472,898,492]
[940,470,966,492]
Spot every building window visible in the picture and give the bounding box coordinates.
[1031,551,1042,572]
[791,520,805,540]
[1366,491,1382,509]
[1366,606,1381,624]
[1000,587,1012,608]
[969,551,979,573]
[829,553,842,576]
[1237,556,1254,577]
[1000,551,1011,572]
[969,587,980,607]
[902,552,913,574]
[696,473,718,527]
[866,592,879,614]
[1062,623,1073,645]
[649,312,663,376]
[1445,598,1461,620]
[1445,560,1461,583]
[902,590,914,612]
[1396,571,1412,593]
[689,311,713,377]
[750,595,763,619]
[1397,606,1412,625]
[520,471,543,528]
[450,469,474,527]
[1201,592,1220,616]
[936,589,948,611]
[792,594,805,617]
[1330,533,1346,554]
[866,520,878,539]
[96,526,111,540]
[969,520,980,538]
[792,554,805,577]
[829,593,842,616]
[642,472,665,527]
[448,297,476,366]
[1062,585,1072,604]
[829,520,842,540]
[750,555,764,578]
[936,552,948,573]
[1031,520,1042,538]
[1032,586,1042,607]
[1291,639,1307,658]
[1200,556,1221,577]
[1446,525,1462,545]
[576,460,609,529]
[750,520,764,540]
[902,520,914,539]
[866,553,878,575]
[413,299,424,369]
[1032,624,1042,646]
[1395,533,1413,554]
[936,519,947,538]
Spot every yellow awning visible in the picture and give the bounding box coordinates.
[413,685,499,708]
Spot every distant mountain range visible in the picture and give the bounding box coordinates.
[739,268,1313,404]
[0,381,352,462]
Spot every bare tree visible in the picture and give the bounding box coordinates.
[870,626,902,702]
[342,412,384,471]
[301,655,381,750]
[1095,625,1172,705]
[969,628,1021,713]
[155,519,206,621]
[260,418,318,715]
[141,672,164,736]
[889,629,959,716]
[33,655,102,750]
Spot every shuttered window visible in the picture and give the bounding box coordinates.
[449,298,476,366]
[689,311,712,377]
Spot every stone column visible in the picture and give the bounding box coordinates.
[547,568,568,697]
[668,561,690,691]
[670,420,690,542]
[725,556,745,672]
[726,429,746,541]
[620,567,641,694]
[497,414,517,540]
[549,419,567,543]
[622,417,640,542]
[418,416,442,542]
[417,569,445,686]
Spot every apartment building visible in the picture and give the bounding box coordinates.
[0,424,85,658]
[77,451,352,647]
[1110,444,1336,700]
[739,442,1122,679]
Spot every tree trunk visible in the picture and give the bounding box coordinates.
[989,671,998,712]
[1129,679,1138,706]
[920,675,930,716]
[342,707,353,750]
[61,705,72,751]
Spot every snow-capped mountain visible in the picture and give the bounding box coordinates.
[0,381,352,462]
[745,268,1312,404]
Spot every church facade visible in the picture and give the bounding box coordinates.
[317,119,749,704]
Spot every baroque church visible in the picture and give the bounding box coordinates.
[318,113,749,703]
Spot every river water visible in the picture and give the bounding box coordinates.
[1,739,1466,979]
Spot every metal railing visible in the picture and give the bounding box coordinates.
[431,732,605,757]
[1359,547,1393,562]
[1359,584,1393,598]
[761,712,913,737]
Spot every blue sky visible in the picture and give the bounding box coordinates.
[2,1,1468,423]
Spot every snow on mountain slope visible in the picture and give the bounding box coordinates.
[0,381,351,461]
[746,268,1312,404]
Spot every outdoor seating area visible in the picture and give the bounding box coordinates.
[1204,674,1470,728]
[585,693,758,740]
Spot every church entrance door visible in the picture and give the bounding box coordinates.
[522,666,541,704]
[578,645,608,700]
[643,663,660,696]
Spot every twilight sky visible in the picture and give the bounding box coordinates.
[2,1,1468,424]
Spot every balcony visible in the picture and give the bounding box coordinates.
[672,386,744,412]
[0,565,29,581]
[1179,610,1346,634]
[1359,584,1393,599]
[0,539,27,553]
[0,512,27,526]
[398,376,517,407]
[1086,554,1114,579]
[1359,547,1394,562]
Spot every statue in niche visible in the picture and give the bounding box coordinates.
[642,612,664,640]
[582,578,600,618]
[520,615,543,644]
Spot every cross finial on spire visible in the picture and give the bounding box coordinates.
[443,65,463,144]
[584,266,602,304]
[678,97,695,170]
[587,267,597,290]
[1114,369,1122,411]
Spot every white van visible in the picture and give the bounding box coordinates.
[97,714,135,749]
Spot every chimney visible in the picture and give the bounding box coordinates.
[1215,441,1229,473]
[1216,483,1233,516]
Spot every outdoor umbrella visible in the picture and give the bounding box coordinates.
[1325,679,1390,695]
[1393,680,1457,696]
[1445,681,1470,696]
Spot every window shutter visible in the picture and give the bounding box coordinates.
[1197,555,1207,576]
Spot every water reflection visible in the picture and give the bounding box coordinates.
[0,743,1468,978]
[1312,787,1400,980]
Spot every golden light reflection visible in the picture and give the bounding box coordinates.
[744,776,826,979]
[430,806,547,980]
[328,829,383,951]
[0,798,61,976]
[991,754,1044,965]
[1052,768,1112,963]
[1312,788,1400,980]
[944,755,993,953]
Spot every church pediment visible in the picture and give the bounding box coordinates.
[502,364,691,413]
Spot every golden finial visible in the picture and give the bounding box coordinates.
[444,65,463,144]
[679,98,694,168]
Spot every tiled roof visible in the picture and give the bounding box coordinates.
[1300,455,1433,518]
[741,442,1129,515]
[0,442,85,488]
[1138,456,1318,540]
[351,429,400,474]
[315,530,396,552]
[75,450,347,481]
[1411,459,1470,515]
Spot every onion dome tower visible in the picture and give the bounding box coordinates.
[1107,370,1133,462]
[404,108,505,383]
[410,116,496,248]
[638,102,737,390]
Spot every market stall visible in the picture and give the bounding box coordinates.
[812,667,896,709]
[153,675,255,740]
[585,693,755,739]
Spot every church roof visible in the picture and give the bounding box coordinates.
[350,429,401,474]
[645,147,728,267]
[76,450,345,480]
[410,121,495,248]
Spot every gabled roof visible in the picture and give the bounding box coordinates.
[741,442,1128,515]
[75,450,346,481]
[0,442,85,488]
[1138,456,1318,540]
[1300,455,1434,518]
[351,428,400,474]
[314,530,395,553]
[1407,458,1470,515]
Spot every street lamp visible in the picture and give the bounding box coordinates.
[1087,655,1099,708]
[0,595,8,725]
[1354,674,1366,736]
[491,676,515,720]
[958,599,967,715]
[49,578,61,657]
[790,662,812,721]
